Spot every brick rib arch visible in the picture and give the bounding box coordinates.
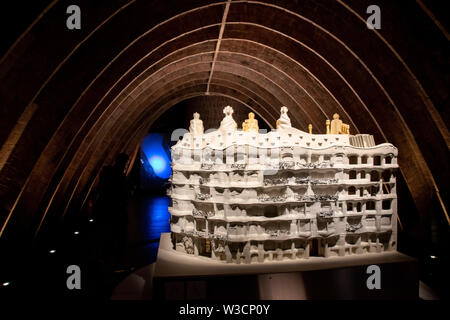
[0,0,448,248]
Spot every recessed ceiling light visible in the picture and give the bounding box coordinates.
[430,255,437,259]
[89,219,94,223]
[49,249,56,254]
[74,231,79,235]
[2,282,11,287]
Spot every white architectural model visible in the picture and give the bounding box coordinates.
[168,107,398,263]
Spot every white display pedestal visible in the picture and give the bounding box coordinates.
[152,233,418,299]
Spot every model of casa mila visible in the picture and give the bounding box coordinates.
[168,106,398,264]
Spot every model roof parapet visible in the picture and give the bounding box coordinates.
[173,107,386,151]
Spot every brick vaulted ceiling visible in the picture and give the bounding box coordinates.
[0,0,448,246]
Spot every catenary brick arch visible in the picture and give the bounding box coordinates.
[0,0,448,251]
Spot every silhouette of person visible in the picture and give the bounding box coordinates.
[95,153,130,265]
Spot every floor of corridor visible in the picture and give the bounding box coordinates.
[0,193,170,300]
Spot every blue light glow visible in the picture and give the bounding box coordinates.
[149,155,167,174]
[142,133,171,179]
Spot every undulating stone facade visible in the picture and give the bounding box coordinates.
[169,107,398,263]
